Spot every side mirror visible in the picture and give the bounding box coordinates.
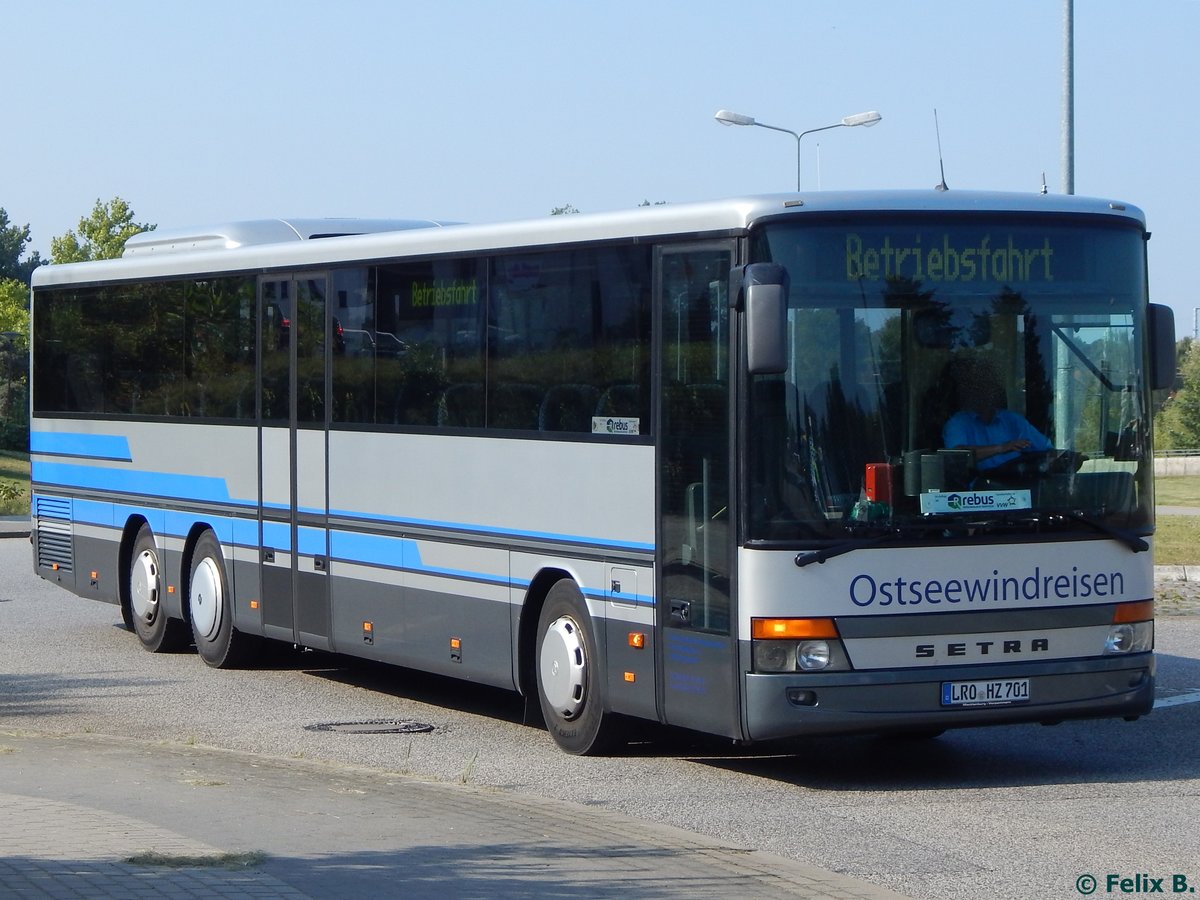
[1148,303,1176,392]
[743,263,789,375]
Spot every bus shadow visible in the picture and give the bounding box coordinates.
[681,652,1200,790]
[229,642,1200,790]
[0,671,177,718]
[291,651,533,726]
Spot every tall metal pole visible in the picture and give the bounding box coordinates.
[1062,0,1074,194]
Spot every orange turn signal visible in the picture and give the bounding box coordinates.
[1112,600,1154,624]
[751,617,839,640]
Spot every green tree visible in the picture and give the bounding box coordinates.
[550,204,579,215]
[0,208,42,284]
[0,277,29,450]
[50,197,155,263]
[1155,337,1200,450]
[0,279,29,339]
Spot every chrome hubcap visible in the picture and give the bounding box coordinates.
[539,615,587,719]
[190,556,222,640]
[130,549,159,623]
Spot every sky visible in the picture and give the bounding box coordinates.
[5,0,1199,329]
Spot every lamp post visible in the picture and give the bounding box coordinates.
[714,108,882,191]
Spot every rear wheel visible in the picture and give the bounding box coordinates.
[127,524,190,652]
[535,579,622,755]
[189,530,256,668]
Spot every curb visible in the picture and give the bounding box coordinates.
[1154,565,1200,582]
[0,516,29,539]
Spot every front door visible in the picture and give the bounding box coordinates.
[656,244,740,738]
[258,274,332,649]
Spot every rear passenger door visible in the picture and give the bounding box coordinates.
[258,273,332,650]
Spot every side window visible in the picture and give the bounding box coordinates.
[294,277,327,425]
[376,259,485,427]
[34,289,94,414]
[324,245,652,434]
[489,244,651,433]
[33,278,256,419]
[331,268,375,424]
[183,277,256,419]
[260,280,290,423]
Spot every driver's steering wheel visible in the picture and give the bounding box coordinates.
[985,449,1085,480]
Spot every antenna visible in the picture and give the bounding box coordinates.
[1040,172,1049,195]
[933,109,949,192]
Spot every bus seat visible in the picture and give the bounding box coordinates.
[437,383,484,428]
[540,384,600,432]
[595,383,641,418]
[490,382,542,430]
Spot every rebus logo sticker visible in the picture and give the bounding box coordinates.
[920,489,1030,514]
[591,417,640,435]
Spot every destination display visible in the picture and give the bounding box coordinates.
[845,232,1055,284]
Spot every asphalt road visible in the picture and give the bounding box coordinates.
[2,538,1198,900]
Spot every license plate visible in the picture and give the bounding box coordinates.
[941,678,1030,707]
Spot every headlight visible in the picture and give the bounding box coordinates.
[1104,621,1153,654]
[797,640,832,670]
[753,641,796,672]
[751,638,850,672]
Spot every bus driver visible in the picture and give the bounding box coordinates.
[943,357,1051,472]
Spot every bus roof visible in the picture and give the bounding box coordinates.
[120,217,456,256]
[32,190,1147,289]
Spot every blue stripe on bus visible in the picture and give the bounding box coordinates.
[38,491,654,607]
[298,525,327,556]
[262,520,291,551]
[34,455,653,558]
[32,461,247,506]
[331,530,411,568]
[329,506,654,553]
[29,433,652,554]
[30,432,132,461]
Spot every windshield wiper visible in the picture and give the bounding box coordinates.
[1065,511,1149,553]
[794,530,910,568]
[793,512,1148,567]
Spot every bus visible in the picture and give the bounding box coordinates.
[29,191,1176,754]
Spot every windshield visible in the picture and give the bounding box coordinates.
[747,215,1152,543]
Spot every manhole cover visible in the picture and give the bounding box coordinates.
[304,719,435,735]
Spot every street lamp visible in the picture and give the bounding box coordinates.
[714,108,882,191]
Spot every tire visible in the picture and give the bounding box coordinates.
[535,579,623,755]
[127,524,191,653]
[189,530,255,668]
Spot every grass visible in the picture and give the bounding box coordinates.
[125,850,266,870]
[5,444,1200,561]
[1151,474,1200,566]
[0,450,29,516]
[1152,515,1200,566]
[1153,475,1200,507]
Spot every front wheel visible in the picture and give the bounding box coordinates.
[535,579,623,755]
[189,531,256,668]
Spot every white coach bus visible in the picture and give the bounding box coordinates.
[30,191,1175,753]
